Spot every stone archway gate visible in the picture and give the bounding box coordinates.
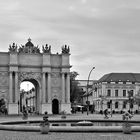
[0,39,71,114]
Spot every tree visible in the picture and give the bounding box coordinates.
[0,98,7,114]
[127,90,135,112]
[0,98,5,107]
[134,90,140,110]
[70,71,85,103]
[70,71,79,81]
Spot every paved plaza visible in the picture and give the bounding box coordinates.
[1,131,140,140]
[1,112,140,122]
[0,113,140,140]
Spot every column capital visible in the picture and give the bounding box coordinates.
[8,71,13,73]
[47,72,51,74]
[42,72,46,74]
[61,72,66,75]
[42,72,51,74]
[61,72,70,75]
[66,72,70,75]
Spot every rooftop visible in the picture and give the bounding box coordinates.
[98,73,140,83]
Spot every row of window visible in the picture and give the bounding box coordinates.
[107,81,135,84]
[107,89,133,97]
[106,102,133,109]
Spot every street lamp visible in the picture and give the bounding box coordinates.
[86,66,95,115]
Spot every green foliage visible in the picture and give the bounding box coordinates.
[135,89,140,105]
[0,98,5,107]
[127,90,133,98]
[70,71,85,103]
[0,98,7,114]
[127,90,135,110]
[70,71,79,80]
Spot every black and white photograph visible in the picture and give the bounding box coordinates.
[0,0,140,139]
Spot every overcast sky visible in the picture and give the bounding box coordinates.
[0,0,140,80]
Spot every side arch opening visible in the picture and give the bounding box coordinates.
[52,99,59,114]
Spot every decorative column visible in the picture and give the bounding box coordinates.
[66,73,70,103]
[9,72,13,103]
[39,85,42,112]
[42,72,46,103]
[15,72,19,103]
[62,73,65,103]
[47,72,51,103]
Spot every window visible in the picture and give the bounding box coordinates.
[123,101,126,109]
[107,102,111,108]
[115,90,118,97]
[130,103,133,109]
[115,102,118,109]
[123,90,126,97]
[107,89,111,97]
[130,90,133,96]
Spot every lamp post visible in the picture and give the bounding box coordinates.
[86,66,95,115]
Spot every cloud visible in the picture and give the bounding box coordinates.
[0,0,140,80]
[81,0,87,4]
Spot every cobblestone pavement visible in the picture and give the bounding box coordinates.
[0,113,140,140]
[0,113,140,122]
[0,131,140,140]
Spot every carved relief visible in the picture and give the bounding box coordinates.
[51,72,60,87]
[0,89,8,100]
[19,72,41,83]
[52,87,59,93]
[52,78,61,87]
[0,72,8,86]
[51,72,60,78]
[51,87,61,100]
[52,95,58,100]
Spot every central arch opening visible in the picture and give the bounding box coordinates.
[52,99,59,114]
[19,79,40,114]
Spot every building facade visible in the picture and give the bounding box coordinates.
[0,38,71,114]
[93,73,140,113]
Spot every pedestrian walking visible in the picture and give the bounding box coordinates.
[104,109,109,119]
